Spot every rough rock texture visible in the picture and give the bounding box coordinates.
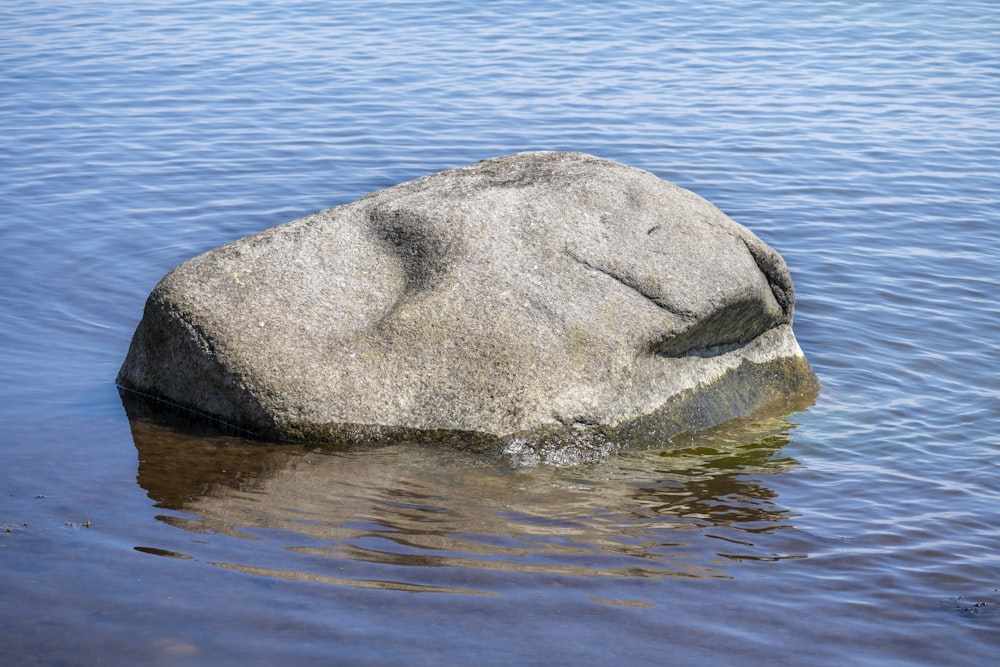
[118,151,818,464]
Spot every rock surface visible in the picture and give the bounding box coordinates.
[118,151,818,464]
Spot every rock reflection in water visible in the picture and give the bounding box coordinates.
[126,398,811,592]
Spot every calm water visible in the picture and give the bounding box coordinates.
[2,1,998,665]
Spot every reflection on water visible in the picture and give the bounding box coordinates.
[126,396,812,593]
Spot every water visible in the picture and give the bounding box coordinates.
[2,1,998,664]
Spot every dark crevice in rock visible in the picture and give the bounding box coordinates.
[564,248,779,359]
[740,234,794,321]
[564,249,687,317]
[648,301,779,358]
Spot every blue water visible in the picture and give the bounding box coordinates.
[2,1,998,665]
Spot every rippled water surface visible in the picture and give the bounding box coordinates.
[2,1,998,665]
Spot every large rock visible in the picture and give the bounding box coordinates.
[118,151,818,464]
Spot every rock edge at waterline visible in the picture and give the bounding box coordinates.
[117,151,818,464]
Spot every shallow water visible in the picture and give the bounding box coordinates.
[2,1,999,665]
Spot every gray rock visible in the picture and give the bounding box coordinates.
[118,151,818,464]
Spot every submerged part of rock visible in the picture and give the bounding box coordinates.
[118,151,818,464]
